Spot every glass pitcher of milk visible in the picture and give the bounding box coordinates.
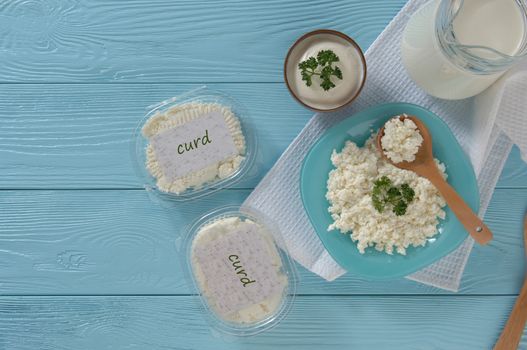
[401,0,527,100]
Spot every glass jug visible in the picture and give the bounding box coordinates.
[401,0,527,100]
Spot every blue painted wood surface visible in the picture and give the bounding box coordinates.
[0,0,526,349]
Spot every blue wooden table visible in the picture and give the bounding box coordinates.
[1,0,526,348]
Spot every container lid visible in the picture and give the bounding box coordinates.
[132,87,257,201]
[181,205,297,336]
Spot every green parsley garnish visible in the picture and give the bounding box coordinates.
[298,50,343,91]
[371,176,415,216]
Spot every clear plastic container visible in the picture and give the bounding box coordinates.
[132,86,257,201]
[180,206,297,337]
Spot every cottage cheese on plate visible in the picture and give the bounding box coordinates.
[381,116,423,163]
[142,102,246,194]
[326,134,446,255]
[191,217,287,324]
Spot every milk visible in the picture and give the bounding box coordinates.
[401,0,526,99]
[453,0,524,57]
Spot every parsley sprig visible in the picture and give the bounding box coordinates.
[371,176,415,216]
[298,50,343,91]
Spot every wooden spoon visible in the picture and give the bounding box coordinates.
[493,213,527,350]
[376,115,493,245]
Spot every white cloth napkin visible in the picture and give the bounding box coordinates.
[242,0,527,291]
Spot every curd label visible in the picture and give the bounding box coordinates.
[194,225,286,315]
[151,111,238,180]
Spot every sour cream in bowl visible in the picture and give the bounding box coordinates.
[284,29,367,112]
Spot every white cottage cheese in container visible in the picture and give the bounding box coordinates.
[142,102,246,194]
[326,133,446,255]
[132,88,256,200]
[381,116,423,163]
[184,207,296,336]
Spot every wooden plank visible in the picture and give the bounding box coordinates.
[0,83,525,189]
[0,0,406,82]
[0,188,524,295]
[0,295,523,349]
[0,83,309,189]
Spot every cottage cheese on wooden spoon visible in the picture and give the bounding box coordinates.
[380,116,424,163]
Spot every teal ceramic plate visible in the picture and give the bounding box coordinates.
[300,103,479,279]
